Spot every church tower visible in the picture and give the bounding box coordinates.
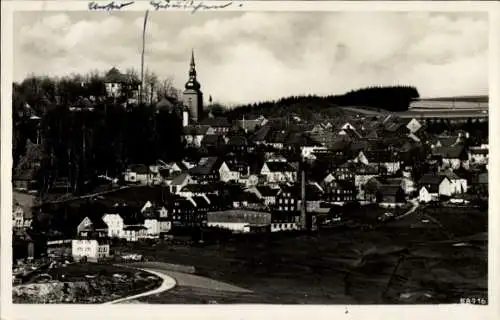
[182,50,204,124]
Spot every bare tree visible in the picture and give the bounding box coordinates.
[157,77,180,100]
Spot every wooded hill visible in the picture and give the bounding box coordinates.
[224,86,420,121]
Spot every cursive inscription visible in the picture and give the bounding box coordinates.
[150,0,240,14]
[88,1,135,11]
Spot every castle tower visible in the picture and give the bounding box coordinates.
[182,49,203,124]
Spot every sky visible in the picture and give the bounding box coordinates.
[14,11,488,105]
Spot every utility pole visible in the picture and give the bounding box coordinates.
[140,10,149,105]
[300,158,308,231]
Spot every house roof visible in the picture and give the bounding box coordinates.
[81,215,108,230]
[227,135,248,147]
[189,157,220,175]
[478,172,488,184]
[440,170,461,181]
[353,162,379,175]
[263,161,296,173]
[183,125,211,136]
[127,164,150,174]
[156,97,177,111]
[200,117,231,127]
[378,185,404,197]
[201,134,223,146]
[470,148,488,155]
[104,67,128,83]
[432,144,465,159]
[181,184,216,194]
[192,196,210,207]
[252,125,272,142]
[255,186,280,197]
[419,174,448,186]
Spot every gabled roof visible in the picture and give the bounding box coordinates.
[180,184,216,194]
[81,215,108,230]
[190,157,220,175]
[263,161,296,173]
[192,196,210,207]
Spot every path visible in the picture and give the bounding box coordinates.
[395,198,419,221]
[103,268,176,304]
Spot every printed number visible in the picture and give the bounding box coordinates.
[460,297,487,305]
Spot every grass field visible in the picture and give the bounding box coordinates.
[119,205,487,304]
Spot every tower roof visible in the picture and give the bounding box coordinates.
[185,49,201,90]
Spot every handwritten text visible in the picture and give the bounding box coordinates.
[149,0,240,14]
[88,1,135,11]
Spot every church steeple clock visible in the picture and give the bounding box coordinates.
[182,49,204,124]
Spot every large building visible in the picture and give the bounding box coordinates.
[182,50,204,124]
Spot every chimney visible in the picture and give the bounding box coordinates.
[300,164,307,231]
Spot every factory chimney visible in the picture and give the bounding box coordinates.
[300,160,308,231]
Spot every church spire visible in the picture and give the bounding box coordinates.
[185,49,200,90]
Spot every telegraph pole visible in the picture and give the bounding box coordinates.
[140,10,149,105]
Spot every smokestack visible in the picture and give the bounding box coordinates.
[300,164,307,231]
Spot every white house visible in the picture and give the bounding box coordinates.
[406,118,422,134]
[144,218,160,238]
[260,161,297,184]
[419,186,437,203]
[123,226,148,242]
[441,171,467,194]
[418,174,454,202]
[219,161,242,182]
[71,239,109,262]
[158,206,172,234]
[165,172,193,194]
[124,164,153,185]
[468,148,488,165]
[102,212,124,239]
[12,204,25,229]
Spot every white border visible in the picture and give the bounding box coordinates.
[1,1,499,320]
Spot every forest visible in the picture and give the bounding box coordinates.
[12,71,184,196]
[224,86,420,121]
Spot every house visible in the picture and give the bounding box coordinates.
[260,161,297,184]
[183,125,211,147]
[324,180,356,204]
[157,205,172,235]
[470,171,488,196]
[378,186,406,208]
[406,118,423,134]
[201,117,232,134]
[168,195,204,228]
[142,206,161,238]
[71,239,110,263]
[13,168,39,192]
[353,163,379,198]
[207,210,271,233]
[335,162,355,182]
[468,148,488,165]
[124,164,154,185]
[432,144,469,170]
[102,207,125,239]
[418,174,454,203]
[440,170,467,195]
[354,150,401,175]
[13,204,25,229]
[164,172,193,194]
[227,135,253,153]
[189,157,221,184]
[247,185,280,206]
[178,184,217,198]
[76,216,109,239]
[385,177,416,195]
[219,161,245,183]
[104,67,140,100]
[121,210,147,242]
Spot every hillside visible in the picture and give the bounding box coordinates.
[417,95,488,103]
[224,86,419,121]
